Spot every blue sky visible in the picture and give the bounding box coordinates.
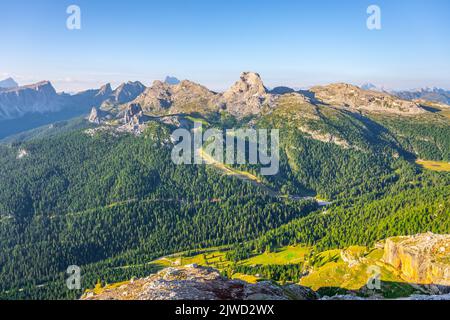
[1,0,449,92]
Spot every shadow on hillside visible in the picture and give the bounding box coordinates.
[340,109,417,160]
[313,280,450,300]
[420,105,442,113]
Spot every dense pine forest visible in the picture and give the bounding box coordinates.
[0,107,449,299]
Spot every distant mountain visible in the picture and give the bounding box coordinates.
[102,81,146,107]
[0,81,62,119]
[0,77,18,89]
[359,83,388,92]
[129,72,279,118]
[0,80,145,138]
[310,83,425,115]
[164,76,181,85]
[131,79,218,115]
[270,86,296,95]
[393,88,450,105]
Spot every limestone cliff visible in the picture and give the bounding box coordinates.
[383,233,450,286]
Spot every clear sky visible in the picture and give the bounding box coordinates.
[1,0,449,92]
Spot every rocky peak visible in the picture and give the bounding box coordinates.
[81,265,318,300]
[110,81,146,104]
[96,83,113,98]
[224,72,268,98]
[0,77,19,89]
[222,72,276,117]
[131,79,218,114]
[310,83,426,115]
[164,76,181,85]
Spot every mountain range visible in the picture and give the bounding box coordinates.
[0,79,147,138]
[0,72,448,300]
[2,74,449,126]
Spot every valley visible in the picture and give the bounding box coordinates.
[0,72,448,301]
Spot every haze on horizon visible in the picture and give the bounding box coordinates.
[1,0,449,92]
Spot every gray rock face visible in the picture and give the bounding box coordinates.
[124,103,144,124]
[0,81,61,119]
[74,82,146,110]
[0,77,19,89]
[88,107,101,124]
[82,265,318,300]
[164,76,181,85]
[221,72,276,117]
[101,81,146,107]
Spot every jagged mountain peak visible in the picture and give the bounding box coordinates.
[113,81,146,96]
[225,71,268,97]
[164,76,181,85]
[221,72,275,117]
[97,83,112,96]
[0,77,19,89]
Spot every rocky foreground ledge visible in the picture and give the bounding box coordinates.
[81,264,318,300]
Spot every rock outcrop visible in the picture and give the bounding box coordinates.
[88,107,101,124]
[221,72,276,117]
[101,81,146,108]
[82,265,318,300]
[310,83,426,115]
[383,233,450,286]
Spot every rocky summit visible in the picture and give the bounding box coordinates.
[221,72,276,116]
[130,79,218,115]
[310,83,426,115]
[81,265,318,300]
[0,77,19,89]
